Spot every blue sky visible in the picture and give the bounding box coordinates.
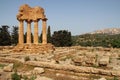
[0,0,120,35]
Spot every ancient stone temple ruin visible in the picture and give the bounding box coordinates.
[13,4,54,53]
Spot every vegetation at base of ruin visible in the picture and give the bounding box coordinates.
[52,30,72,47]
[109,57,112,63]
[72,33,120,48]
[89,74,101,80]
[113,77,119,80]
[23,75,36,80]
[13,61,24,71]
[11,71,21,80]
[29,75,37,80]
[34,57,37,61]
[0,63,6,69]
[23,75,28,80]
[11,71,36,80]
[116,57,120,60]
[107,76,119,80]
[24,56,30,61]
[13,61,34,72]
[92,64,99,68]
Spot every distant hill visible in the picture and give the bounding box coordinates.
[89,28,120,35]
[72,28,120,48]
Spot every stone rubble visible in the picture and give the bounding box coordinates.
[0,46,120,80]
[3,63,13,72]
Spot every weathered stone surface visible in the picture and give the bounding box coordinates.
[13,43,55,53]
[99,56,109,66]
[94,77,106,80]
[73,56,85,66]
[98,78,106,80]
[35,76,53,80]
[17,4,45,21]
[3,64,13,72]
[0,57,22,63]
[0,72,13,80]
[33,67,44,74]
[85,53,96,65]
[25,61,120,77]
[1,46,120,79]
[59,59,73,65]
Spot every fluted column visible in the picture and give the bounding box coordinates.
[19,20,24,44]
[42,19,47,44]
[26,21,32,44]
[34,20,39,44]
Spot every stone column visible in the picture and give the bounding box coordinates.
[34,20,39,44]
[26,21,32,44]
[19,20,24,44]
[42,19,47,44]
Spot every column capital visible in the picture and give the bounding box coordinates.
[33,19,39,22]
[42,18,48,21]
[19,19,24,22]
[25,20,32,23]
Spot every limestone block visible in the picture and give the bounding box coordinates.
[33,67,44,74]
[85,57,96,65]
[99,56,109,66]
[35,76,53,80]
[94,77,106,80]
[59,59,72,65]
[3,64,13,72]
[73,56,85,66]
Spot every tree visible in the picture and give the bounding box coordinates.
[52,30,72,47]
[47,26,52,43]
[39,33,42,43]
[31,33,33,43]
[24,32,33,43]
[24,32,27,43]
[0,25,11,46]
[111,39,120,48]
[11,26,18,45]
[72,33,120,48]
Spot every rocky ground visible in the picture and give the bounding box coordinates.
[0,46,120,80]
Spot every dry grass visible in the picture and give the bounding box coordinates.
[13,61,34,72]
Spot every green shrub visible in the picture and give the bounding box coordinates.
[23,75,28,80]
[0,64,6,69]
[24,56,30,61]
[34,58,37,61]
[29,75,36,80]
[11,72,21,80]
[72,34,120,48]
[114,76,119,80]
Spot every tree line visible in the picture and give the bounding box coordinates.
[72,33,120,48]
[0,25,72,47]
[1,25,120,48]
